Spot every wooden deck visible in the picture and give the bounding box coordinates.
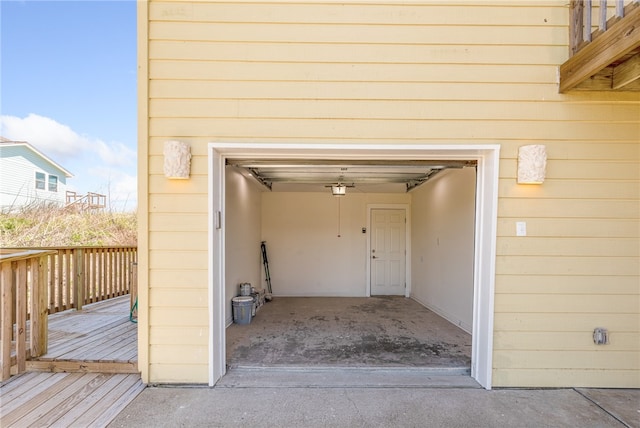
[0,372,145,427]
[0,296,143,427]
[27,295,138,373]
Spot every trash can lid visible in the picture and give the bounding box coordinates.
[232,296,254,303]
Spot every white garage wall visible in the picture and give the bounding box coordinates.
[262,191,411,296]
[411,168,476,333]
[225,166,264,324]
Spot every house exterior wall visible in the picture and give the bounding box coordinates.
[0,145,69,210]
[138,1,640,386]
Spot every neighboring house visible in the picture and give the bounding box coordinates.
[0,138,73,211]
[137,1,640,389]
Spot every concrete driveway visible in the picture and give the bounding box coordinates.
[108,370,639,428]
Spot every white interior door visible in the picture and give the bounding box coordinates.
[371,209,406,296]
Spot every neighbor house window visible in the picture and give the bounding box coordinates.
[48,175,58,192]
[35,172,46,190]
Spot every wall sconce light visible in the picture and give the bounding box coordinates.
[164,140,191,179]
[331,184,347,196]
[517,144,546,184]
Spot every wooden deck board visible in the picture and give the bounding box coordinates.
[34,295,137,373]
[0,372,62,413]
[0,372,144,428]
[9,295,137,373]
[1,373,96,426]
[68,374,146,428]
[0,296,142,427]
[46,321,134,361]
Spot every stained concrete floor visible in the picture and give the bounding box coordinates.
[226,297,471,370]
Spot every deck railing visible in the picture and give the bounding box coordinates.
[65,190,107,211]
[0,246,137,380]
[570,0,639,55]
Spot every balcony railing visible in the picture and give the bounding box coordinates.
[65,190,107,211]
[0,246,137,380]
[560,0,640,92]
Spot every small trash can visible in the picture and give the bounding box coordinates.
[232,296,254,325]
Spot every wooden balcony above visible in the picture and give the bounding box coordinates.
[560,0,640,92]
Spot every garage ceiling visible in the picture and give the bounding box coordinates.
[227,159,476,193]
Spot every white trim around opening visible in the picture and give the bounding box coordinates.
[208,143,499,390]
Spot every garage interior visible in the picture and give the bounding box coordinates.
[223,158,477,374]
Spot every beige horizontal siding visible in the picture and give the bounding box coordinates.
[149,118,639,141]
[492,369,639,388]
[497,237,639,257]
[498,199,638,219]
[150,327,209,346]
[495,256,638,276]
[150,62,558,84]
[148,2,569,26]
[150,231,208,251]
[150,345,208,365]
[495,294,639,313]
[149,80,640,102]
[494,332,639,351]
[149,363,208,383]
[493,350,639,370]
[149,269,207,287]
[494,313,639,332]
[149,307,209,327]
[498,180,640,199]
[495,275,639,294]
[149,250,208,271]
[148,43,568,66]
[497,218,640,238]
[141,0,640,386]
[149,100,640,124]
[149,288,208,307]
[149,22,568,45]
[148,194,208,213]
[149,213,208,232]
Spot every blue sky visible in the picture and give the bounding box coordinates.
[1,0,137,211]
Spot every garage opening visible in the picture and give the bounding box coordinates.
[209,144,499,389]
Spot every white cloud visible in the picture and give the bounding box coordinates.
[1,114,138,211]
[0,113,89,159]
[1,113,135,168]
[95,139,136,168]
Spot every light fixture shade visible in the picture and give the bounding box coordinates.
[164,140,191,179]
[331,184,346,196]
[517,144,546,184]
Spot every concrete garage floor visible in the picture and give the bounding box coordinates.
[226,297,471,371]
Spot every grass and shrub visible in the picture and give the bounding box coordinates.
[0,203,136,247]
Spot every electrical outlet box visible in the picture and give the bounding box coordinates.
[516,221,527,236]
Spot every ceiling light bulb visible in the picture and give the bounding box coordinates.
[331,184,346,196]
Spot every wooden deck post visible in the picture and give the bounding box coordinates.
[30,256,49,357]
[1,261,13,380]
[16,260,27,373]
[569,0,585,55]
[74,248,85,310]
